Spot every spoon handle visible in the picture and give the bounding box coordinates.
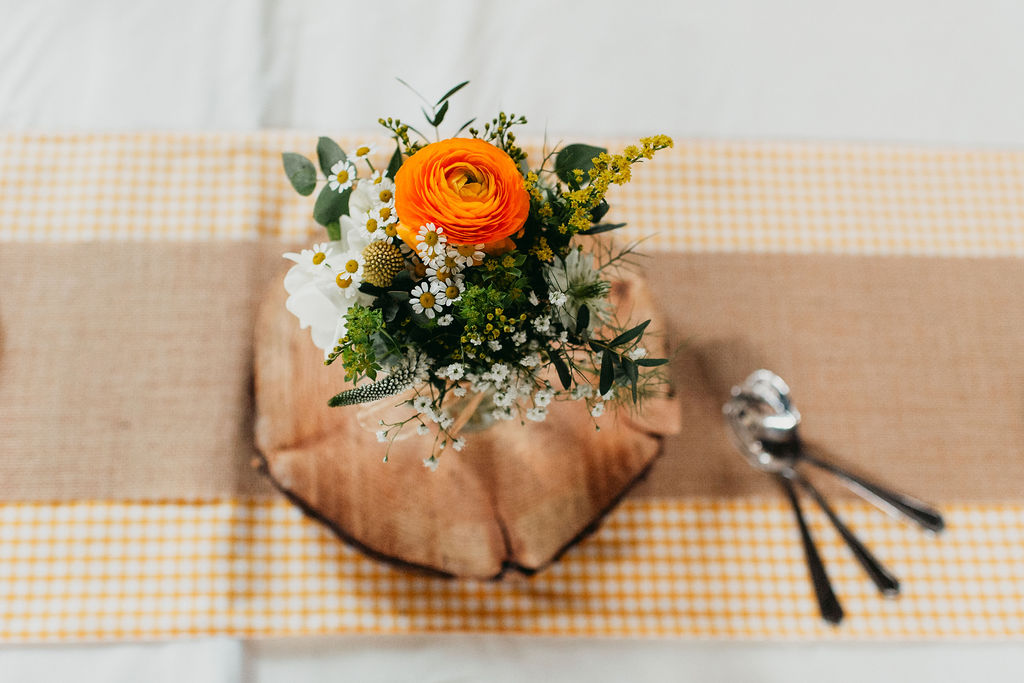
[778,474,844,625]
[793,472,900,597]
[800,452,945,533]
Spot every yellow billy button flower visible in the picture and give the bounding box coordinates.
[361,240,405,288]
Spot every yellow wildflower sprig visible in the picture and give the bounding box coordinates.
[557,135,673,235]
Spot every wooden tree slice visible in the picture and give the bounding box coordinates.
[253,269,680,579]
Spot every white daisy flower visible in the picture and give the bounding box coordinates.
[415,223,447,262]
[351,143,377,160]
[437,314,454,327]
[330,250,365,300]
[327,160,356,192]
[410,281,444,319]
[448,243,486,268]
[436,279,465,305]
[283,242,340,270]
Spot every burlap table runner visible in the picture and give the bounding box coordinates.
[1,245,1021,502]
[1,132,1022,642]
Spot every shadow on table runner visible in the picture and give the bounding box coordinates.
[0,243,1021,502]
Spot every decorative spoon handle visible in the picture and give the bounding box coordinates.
[778,474,844,625]
[800,452,945,533]
[793,471,900,597]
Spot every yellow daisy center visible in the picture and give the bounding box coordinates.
[423,232,438,247]
[456,245,478,257]
[378,189,393,203]
[355,146,370,157]
[435,268,452,282]
[378,206,392,220]
[312,252,326,265]
[336,274,352,288]
[336,170,349,184]
[419,292,436,308]
[365,218,378,233]
[384,224,398,237]
[344,259,359,273]
[445,285,460,299]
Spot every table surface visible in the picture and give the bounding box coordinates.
[3,0,1024,680]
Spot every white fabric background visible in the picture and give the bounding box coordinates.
[3,0,1024,680]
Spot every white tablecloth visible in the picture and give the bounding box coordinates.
[2,0,1024,680]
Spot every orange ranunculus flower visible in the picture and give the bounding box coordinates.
[394,138,530,252]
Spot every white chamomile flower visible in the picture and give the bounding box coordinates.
[283,242,339,270]
[436,279,465,305]
[437,314,454,327]
[448,243,485,268]
[415,223,447,261]
[330,250,365,300]
[410,281,444,318]
[373,202,399,227]
[591,402,605,417]
[328,160,356,192]
[350,142,377,161]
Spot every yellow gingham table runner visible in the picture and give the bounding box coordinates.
[1,132,1023,642]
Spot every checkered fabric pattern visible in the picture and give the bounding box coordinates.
[1,132,1023,642]
[0,499,1021,642]
[2,132,1023,255]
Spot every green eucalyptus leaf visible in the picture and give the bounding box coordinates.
[325,220,341,241]
[281,153,317,196]
[599,351,616,396]
[432,100,450,126]
[387,145,403,178]
[608,319,651,347]
[550,351,572,390]
[436,80,470,105]
[316,136,346,176]
[313,186,350,226]
[622,357,639,402]
[575,304,590,336]
[589,198,610,223]
[636,358,669,367]
[579,222,626,236]
[554,143,606,184]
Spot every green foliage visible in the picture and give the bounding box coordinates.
[554,143,607,184]
[316,137,346,176]
[313,186,350,226]
[282,153,316,196]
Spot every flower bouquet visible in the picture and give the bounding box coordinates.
[256,82,680,577]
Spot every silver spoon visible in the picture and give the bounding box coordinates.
[723,395,844,622]
[739,370,945,534]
